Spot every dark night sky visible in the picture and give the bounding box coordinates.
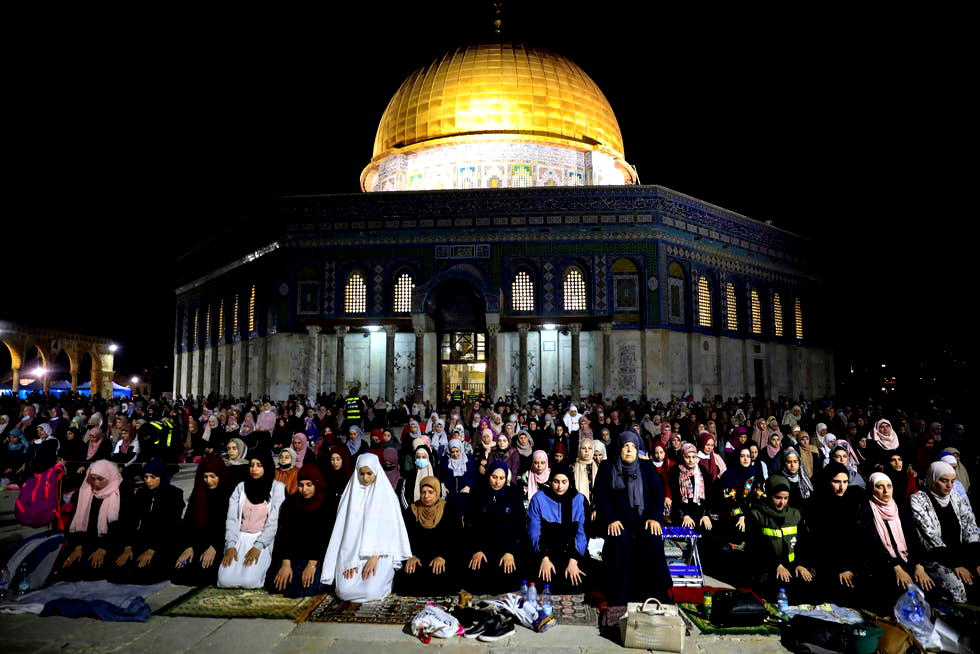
[3,4,968,389]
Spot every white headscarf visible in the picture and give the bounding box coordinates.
[320,453,412,585]
[928,461,957,508]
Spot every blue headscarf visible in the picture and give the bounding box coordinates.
[486,460,511,496]
[142,459,172,486]
[6,428,28,452]
[612,431,645,514]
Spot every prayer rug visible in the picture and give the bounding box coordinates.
[304,592,598,626]
[678,602,782,635]
[157,587,324,621]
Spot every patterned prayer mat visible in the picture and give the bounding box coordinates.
[157,587,324,621]
[678,602,782,635]
[304,592,599,626]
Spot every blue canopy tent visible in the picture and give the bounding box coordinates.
[77,381,132,399]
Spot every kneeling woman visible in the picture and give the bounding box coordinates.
[465,461,527,595]
[594,432,672,605]
[173,455,232,586]
[218,450,287,588]
[747,475,815,602]
[394,476,461,596]
[320,453,412,601]
[860,472,933,613]
[110,460,185,584]
[269,465,334,597]
[528,464,589,594]
[59,460,124,582]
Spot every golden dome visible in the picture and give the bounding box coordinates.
[370,43,626,162]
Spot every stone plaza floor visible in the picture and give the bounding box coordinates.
[0,468,788,653]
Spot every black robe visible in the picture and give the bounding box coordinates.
[172,485,232,586]
[394,503,461,596]
[464,485,526,594]
[107,483,185,584]
[593,459,672,605]
[267,495,335,597]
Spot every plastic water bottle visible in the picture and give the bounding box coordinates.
[895,589,931,640]
[541,584,553,617]
[520,579,529,601]
[776,588,789,615]
[17,563,30,596]
[527,582,538,609]
[0,567,9,599]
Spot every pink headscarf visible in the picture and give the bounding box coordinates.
[69,460,122,536]
[658,422,672,447]
[526,450,550,500]
[871,419,899,451]
[678,443,705,502]
[868,472,908,561]
[291,433,308,469]
[85,427,105,460]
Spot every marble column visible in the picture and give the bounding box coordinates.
[70,367,79,392]
[100,370,115,400]
[306,325,322,399]
[223,344,233,397]
[10,366,19,395]
[334,326,349,394]
[568,323,582,401]
[384,325,397,402]
[517,324,529,401]
[640,328,649,398]
[240,339,250,398]
[413,327,425,404]
[92,369,101,397]
[600,322,613,399]
[209,345,220,395]
[196,345,206,397]
[486,324,500,401]
[185,348,194,398]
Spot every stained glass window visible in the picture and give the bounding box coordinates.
[248,285,256,333]
[668,262,685,324]
[512,270,534,311]
[394,273,414,313]
[750,289,762,334]
[193,308,199,347]
[726,282,738,331]
[205,304,211,344]
[218,298,225,340]
[794,298,804,340]
[512,164,532,187]
[563,267,587,311]
[345,272,367,314]
[697,276,712,327]
[773,293,784,337]
[233,294,239,335]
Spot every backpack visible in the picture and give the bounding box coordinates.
[14,462,65,528]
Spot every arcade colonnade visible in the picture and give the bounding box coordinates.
[0,321,117,398]
[173,311,834,403]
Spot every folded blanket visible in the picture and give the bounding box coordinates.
[40,597,153,622]
[0,580,168,615]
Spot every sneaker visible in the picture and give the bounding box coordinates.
[461,614,494,639]
[477,616,515,642]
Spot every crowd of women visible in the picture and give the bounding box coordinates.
[1,390,975,617]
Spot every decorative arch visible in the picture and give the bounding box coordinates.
[667,261,687,325]
[418,263,494,315]
[611,257,640,314]
[344,269,368,314]
[561,261,589,313]
[510,267,536,313]
[297,264,322,316]
[390,263,417,314]
[749,287,763,335]
[696,272,713,328]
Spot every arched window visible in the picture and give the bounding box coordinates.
[725,282,738,331]
[750,289,762,334]
[611,258,640,312]
[563,267,587,311]
[205,304,211,344]
[248,285,256,333]
[511,270,535,311]
[218,298,225,340]
[393,272,414,313]
[794,298,804,340]
[668,262,685,324]
[233,294,240,336]
[773,293,784,337]
[697,276,712,327]
[345,271,367,314]
[512,164,532,187]
[193,307,200,347]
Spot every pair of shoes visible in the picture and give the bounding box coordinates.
[476,614,515,642]
[459,609,495,639]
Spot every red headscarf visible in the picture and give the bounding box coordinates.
[191,455,229,528]
[293,464,328,512]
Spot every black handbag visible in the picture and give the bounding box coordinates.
[710,589,769,627]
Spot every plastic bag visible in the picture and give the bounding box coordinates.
[477,593,538,628]
[410,603,463,641]
[893,584,933,642]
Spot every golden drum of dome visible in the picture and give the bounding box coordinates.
[371,43,626,161]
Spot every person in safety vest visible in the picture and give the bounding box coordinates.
[340,386,363,434]
[138,410,181,464]
[747,474,815,602]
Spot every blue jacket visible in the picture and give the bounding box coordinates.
[528,490,587,557]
